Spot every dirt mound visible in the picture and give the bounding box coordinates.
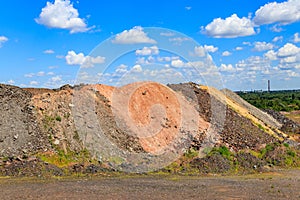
[109,82,208,154]
[265,109,300,134]
[169,83,280,151]
[0,84,49,157]
[0,82,299,175]
[222,89,282,129]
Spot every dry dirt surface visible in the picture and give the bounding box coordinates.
[0,170,299,200]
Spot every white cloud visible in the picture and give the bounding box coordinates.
[264,50,277,60]
[194,46,206,57]
[264,43,300,65]
[115,64,128,74]
[7,80,15,85]
[169,37,190,45]
[132,64,143,72]
[25,71,53,78]
[157,56,179,62]
[43,49,55,54]
[253,0,300,26]
[219,64,235,72]
[0,36,8,47]
[65,50,105,68]
[24,73,34,78]
[272,36,283,42]
[235,47,243,51]
[277,43,300,57]
[194,45,217,57]
[51,76,62,82]
[113,26,156,44]
[185,6,192,11]
[35,0,92,33]
[136,46,159,56]
[287,70,300,77]
[171,59,185,68]
[294,33,300,43]
[204,45,218,53]
[56,55,64,59]
[270,25,284,33]
[136,56,156,65]
[47,72,55,75]
[37,71,46,76]
[253,41,274,51]
[280,56,297,64]
[66,51,85,65]
[202,14,256,38]
[30,81,39,86]
[222,51,232,56]
[243,42,251,46]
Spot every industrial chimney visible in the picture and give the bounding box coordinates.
[268,80,270,92]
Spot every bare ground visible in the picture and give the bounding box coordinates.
[0,169,299,200]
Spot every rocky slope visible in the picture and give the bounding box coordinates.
[0,82,299,175]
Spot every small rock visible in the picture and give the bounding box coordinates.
[53,139,60,145]
[13,134,19,140]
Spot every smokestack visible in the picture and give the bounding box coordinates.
[268,80,270,92]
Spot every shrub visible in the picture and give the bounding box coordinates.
[55,115,62,122]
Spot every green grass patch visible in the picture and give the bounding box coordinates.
[209,146,233,160]
[37,148,90,168]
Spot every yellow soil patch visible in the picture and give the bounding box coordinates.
[200,86,288,141]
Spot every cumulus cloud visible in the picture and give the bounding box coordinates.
[277,43,300,57]
[264,43,300,65]
[294,33,300,43]
[219,64,235,72]
[132,64,143,72]
[222,51,232,56]
[0,36,8,47]
[136,46,159,56]
[113,26,156,44]
[202,14,256,38]
[264,50,277,61]
[280,56,297,64]
[203,45,218,53]
[235,47,243,51]
[171,59,185,68]
[35,0,92,33]
[253,41,274,51]
[194,45,217,57]
[65,51,105,68]
[253,0,300,26]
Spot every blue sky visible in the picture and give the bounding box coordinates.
[0,0,299,90]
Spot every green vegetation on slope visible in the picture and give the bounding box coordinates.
[164,144,300,175]
[237,90,300,112]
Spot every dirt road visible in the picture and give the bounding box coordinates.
[0,170,299,200]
